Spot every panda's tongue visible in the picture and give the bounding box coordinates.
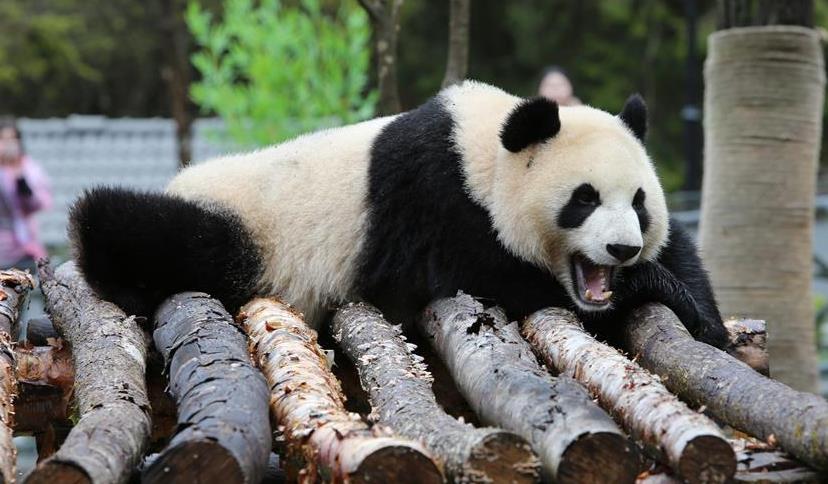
[580,260,613,302]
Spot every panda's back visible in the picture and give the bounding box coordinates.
[167,115,397,322]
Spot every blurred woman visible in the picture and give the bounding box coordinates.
[538,66,582,106]
[0,118,52,271]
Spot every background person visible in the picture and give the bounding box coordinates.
[538,66,582,106]
[0,117,53,272]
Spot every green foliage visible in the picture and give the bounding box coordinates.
[0,0,173,116]
[186,0,376,147]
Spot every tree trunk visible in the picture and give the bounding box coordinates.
[333,302,540,483]
[0,270,34,482]
[699,10,824,391]
[143,292,272,484]
[239,298,442,483]
[523,308,735,484]
[625,303,828,471]
[159,0,194,168]
[441,0,470,88]
[358,0,404,115]
[420,293,640,483]
[30,261,151,484]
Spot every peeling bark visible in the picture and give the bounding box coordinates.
[523,308,735,484]
[239,298,442,484]
[421,293,639,483]
[724,318,767,375]
[143,292,271,484]
[333,302,540,483]
[29,261,150,484]
[625,303,828,470]
[0,269,34,482]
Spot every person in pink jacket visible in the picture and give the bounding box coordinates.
[0,118,52,271]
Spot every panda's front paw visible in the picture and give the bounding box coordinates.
[694,311,728,349]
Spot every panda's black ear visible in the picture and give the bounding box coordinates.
[618,94,647,141]
[500,97,561,153]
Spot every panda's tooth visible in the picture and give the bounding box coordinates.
[585,289,594,301]
[603,291,613,299]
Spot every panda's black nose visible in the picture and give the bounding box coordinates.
[606,244,641,263]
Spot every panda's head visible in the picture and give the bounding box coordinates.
[489,94,668,312]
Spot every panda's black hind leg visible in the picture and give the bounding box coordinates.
[69,187,263,317]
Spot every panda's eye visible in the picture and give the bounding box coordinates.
[633,188,646,209]
[572,183,600,206]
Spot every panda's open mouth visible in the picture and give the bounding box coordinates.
[571,254,614,307]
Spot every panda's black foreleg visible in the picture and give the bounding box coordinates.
[617,218,728,348]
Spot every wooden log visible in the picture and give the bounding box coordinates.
[239,298,442,484]
[332,302,541,483]
[21,316,59,346]
[0,269,35,482]
[724,318,768,375]
[421,293,639,483]
[522,308,736,484]
[28,261,150,484]
[143,292,271,484]
[625,303,828,470]
[731,438,821,483]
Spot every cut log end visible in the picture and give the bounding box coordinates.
[142,440,245,484]
[464,431,540,483]
[349,444,442,484]
[679,435,737,484]
[24,461,90,484]
[557,432,639,484]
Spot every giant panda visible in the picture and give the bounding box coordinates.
[70,81,727,347]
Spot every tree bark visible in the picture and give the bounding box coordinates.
[699,20,824,391]
[159,0,194,168]
[523,308,735,484]
[420,293,639,483]
[724,317,767,375]
[29,261,151,484]
[625,303,828,470]
[333,302,540,483]
[441,0,470,88]
[0,270,35,482]
[239,298,442,483]
[142,292,271,484]
[358,0,404,115]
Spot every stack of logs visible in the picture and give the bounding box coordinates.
[0,261,825,483]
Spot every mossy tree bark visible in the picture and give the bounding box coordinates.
[699,4,824,392]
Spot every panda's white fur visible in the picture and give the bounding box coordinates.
[69,80,726,347]
[167,115,397,324]
[163,81,665,321]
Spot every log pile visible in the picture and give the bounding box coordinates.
[0,261,822,483]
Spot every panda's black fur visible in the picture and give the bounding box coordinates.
[70,83,728,349]
[359,96,725,347]
[69,187,262,316]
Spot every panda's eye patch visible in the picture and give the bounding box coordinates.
[573,184,601,206]
[632,188,646,209]
[557,183,600,229]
